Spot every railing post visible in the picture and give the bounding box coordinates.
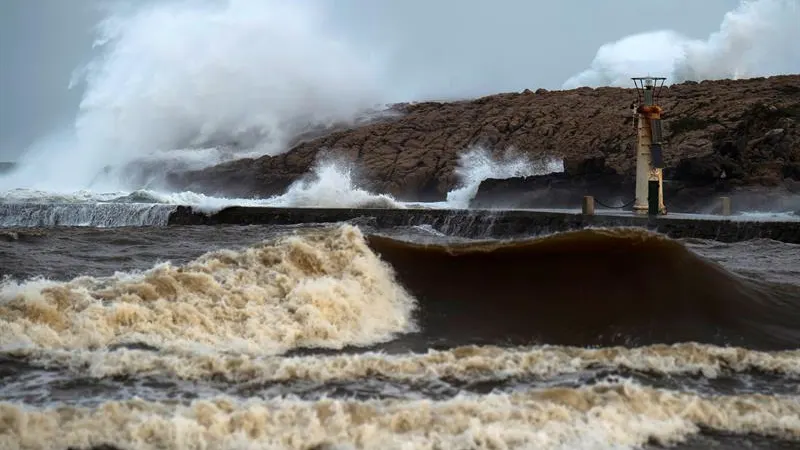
[582,196,595,216]
[720,197,731,216]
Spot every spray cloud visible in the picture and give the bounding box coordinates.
[563,0,800,89]
[7,0,386,191]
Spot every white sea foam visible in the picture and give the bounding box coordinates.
[444,147,564,209]
[0,225,417,355]
[1,381,799,450]
[0,146,564,226]
[10,342,799,387]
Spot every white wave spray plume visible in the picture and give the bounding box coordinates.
[3,0,386,192]
[445,147,564,208]
[0,146,565,221]
[256,147,564,210]
[265,159,404,209]
[563,0,800,88]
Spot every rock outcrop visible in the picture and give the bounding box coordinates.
[470,155,800,214]
[167,75,800,203]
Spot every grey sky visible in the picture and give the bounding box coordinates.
[0,0,740,161]
[1,0,101,161]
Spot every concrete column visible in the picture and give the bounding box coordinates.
[721,197,732,216]
[633,114,651,215]
[582,196,595,215]
[633,112,665,215]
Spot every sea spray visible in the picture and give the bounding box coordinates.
[564,0,800,88]
[256,146,564,209]
[6,0,797,210]
[7,0,386,192]
[256,147,564,209]
[0,203,177,228]
[0,146,565,222]
[264,159,404,209]
[445,146,564,208]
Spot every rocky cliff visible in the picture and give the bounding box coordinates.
[166,75,800,203]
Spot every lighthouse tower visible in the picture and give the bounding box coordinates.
[631,76,667,215]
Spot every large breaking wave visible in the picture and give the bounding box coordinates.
[2,225,800,449]
[367,226,800,350]
[0,225,417,356]
[3,225,799,360]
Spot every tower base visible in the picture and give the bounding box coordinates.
[632,180,667,216]
[648,180,660,215]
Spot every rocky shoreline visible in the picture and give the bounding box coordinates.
[470,156,800,214]
[163,75,800,210]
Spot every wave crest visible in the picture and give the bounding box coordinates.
[368,227,800,349]
[0,225,417,355]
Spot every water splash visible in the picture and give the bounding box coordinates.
[445,147,564,208]
[0,203,176,228]
[564,0,800,88]
[6,0,386,191]
[264,160,404,209]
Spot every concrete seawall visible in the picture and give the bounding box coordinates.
[168,206,800,243]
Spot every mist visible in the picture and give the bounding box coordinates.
[564,0,800,88]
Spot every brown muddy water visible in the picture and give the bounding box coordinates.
[1,223,799,450]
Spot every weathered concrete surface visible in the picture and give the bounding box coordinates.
[168,206,800,244]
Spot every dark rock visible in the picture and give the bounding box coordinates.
[564,156,616,176]
[764,128,786,141]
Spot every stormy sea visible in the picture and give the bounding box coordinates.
[3,0,800,448]
[1,220,800,450]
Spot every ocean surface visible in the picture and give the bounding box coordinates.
[3,0,800,447]
[1,215,799,450]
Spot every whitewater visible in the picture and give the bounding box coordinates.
[2,2,800,446]
[2,223,800,450]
